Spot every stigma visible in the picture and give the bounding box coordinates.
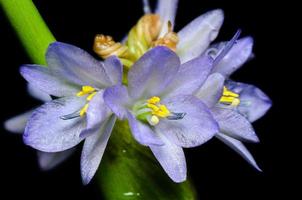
[219,86,240,106]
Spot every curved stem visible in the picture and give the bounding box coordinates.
[0,0,55,65]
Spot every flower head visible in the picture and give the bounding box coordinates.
[104,46,219,182]
[19,42,123,184]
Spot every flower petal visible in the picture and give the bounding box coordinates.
[81,115,116,185]
[37,148,75,171]
[27,84,52,102]
[103,85,130,119]
[212,107,259,142]
[177,9,224,63]
[195,73,225,108]
[46,42,112,88]
[226,81,272,122]
[164,54,214,98]
[80,90,111,138]
[155,0,178,37]
[216,133,261,171]
[20,65,79,97]
[4,111,32,134]
[128,47,180,100]
[149,133,186,183]
[158,95,219,147]
[24,96,86,152]
[103,56,123,85]
[211,37,254,77]
[127,112,164,146]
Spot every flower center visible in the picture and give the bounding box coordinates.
[93,14,179,68]
[134,96,185,126]
[219,86,240,106]
[60,86,97,120]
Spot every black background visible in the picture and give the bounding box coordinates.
[0,0,296,199]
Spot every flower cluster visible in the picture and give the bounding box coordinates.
[5,0,271,184]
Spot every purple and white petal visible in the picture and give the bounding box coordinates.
[103,85,131,119]
[46,42,112,88]
[155,0,178,37]
[211,37,254,77]
[158,95,219,148]
[164,54,214,98]
[80,90,111,138]
[37,148,75,171]
[216,133,262,171]
[226,81,272,122]
[128,47,180,100]
[212,107,259,142]
[150,133,186,183]
[103,56,123,85]
[81,116,116,185]
[195,73,225,108]
[27,84,52,102]
[24,96,86,152]
[20,65,79,97]
[4,111,32,134]
[127,112,164,146]
[177,9,224,63]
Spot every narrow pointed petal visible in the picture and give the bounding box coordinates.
[103,56,123,85]
[27,84,52,102]
[20,65,79,97]
[46,42,112,88]
[164,54,214,98]
[158,95,219,148]
[155,0,179,37]
[127,112,164,146]
[211,37,254,77]
[81,116,116,185]
[128,47,180,99]
[150,134,186,183]
[80,91,111,138]
[4,111,32,134]
[37,148,75,171]
[177,9,224,63]
[195,73,225,108]
[24,97,86,152]
[216,133,262,171]
[226,81,272,122]
[103,85,130,119]
[212,107,259,142]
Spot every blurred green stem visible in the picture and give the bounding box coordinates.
[0,0,55,65]
[0,0,197,199]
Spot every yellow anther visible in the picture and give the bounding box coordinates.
[146,96,170,118]
[86,92,97,101]
[77,86,96,97]
[147,96,161,104]
[219,86,240,106]
[150,115,160,126]
[79,104,89,117]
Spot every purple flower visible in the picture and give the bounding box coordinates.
[19,42,123,184]
[104,46,219,182]
[5,84,75,170]
[195,35,272,170]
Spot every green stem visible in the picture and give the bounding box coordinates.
[0,0,56,65]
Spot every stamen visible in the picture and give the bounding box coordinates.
[79,104,89,117]
[167,112,186,120]
[77,86,96,97]
[60,111,80,120]
[219,86,240,106]
[86,92,97,101]
[146,96,170,118]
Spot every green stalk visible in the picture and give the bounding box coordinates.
[1,0,197,199]
[0,0,55,65]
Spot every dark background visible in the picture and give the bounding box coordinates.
[0,0,295,199]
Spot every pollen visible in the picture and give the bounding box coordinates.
[147,96,170,118]
[219,86,240,106]
[77,86,96,97]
